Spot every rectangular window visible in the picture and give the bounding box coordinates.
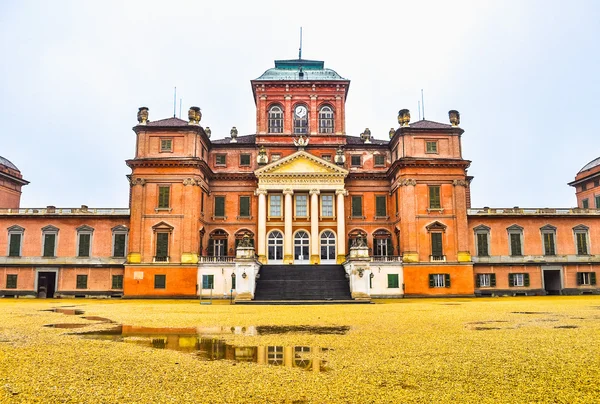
[595,180,600,187]
[271,154,281,162]
[576,272,597,286]
[576,232,588,255]
[154,274,166,289]
[387,274,399,288]
[429,274,450,288]
[6,274,17,289]
[543,232,556,256]
[431,233,443,258]
[510,233,522,256]
[509,273,529,287]
[158,186,170,209]
[239,196,251,217]
[78,233,91,257]
[113,233,127,257]
[155,233,169,260]
[375,195,387,217]
[351,196,363,217]
[215,154,226,165]
[295,195,308,217]
[374,155,385,166]
[240,154,251,166]
[596,195,600,208]
[231,274,236,290]
[476,233,489,257]
[321,154,331,162]
[76,274,88,289]
[8,233,21,257]
[581,183,587,191]
[214,196,225,217]
[351,155,361,167]
[269,195,282,217]
[112,275,123,289]
[202,274,214,289]
[43,234,56,257]
[426,141,438,154]
[429,186,441,209]
[395,192,399,214]
[582,199,589,209]
[476,273,496,288]
[321,195,334,217]
[160,138,172,152]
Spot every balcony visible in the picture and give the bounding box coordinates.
[199,256,235,263]
[371,255,402,263]
[153,256,170,263]
[430,255,446,262]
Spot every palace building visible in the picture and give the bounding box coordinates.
[0,57,598,300]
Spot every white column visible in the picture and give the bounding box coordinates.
[256,189,267,263]
[283,189,294,264]
[336,189,347,263]
[310,189,320,264]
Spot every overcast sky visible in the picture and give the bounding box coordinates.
[1,1,599,209]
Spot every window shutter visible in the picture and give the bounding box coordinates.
[352,196,362,217]
[208,239,214,256]
[490,274,496,287]
[78,234,90,257]
[445,274,451,288]
[43,234,56,257]
[239,197,250,217]
[477,233,488,256]
[431,233,443,257]
[215,197,225,217]
[544,233,555,255]
[376,196,386,217]
[524,273,530,287]
[386,238,393,256]
[156,233,169,258]
[508,273,514,287]
[510,233,522,256]
[590,272,597,285]
[576,272,583,285]
[428,274,434,288]
[476,275,481,288]
[9,234,21,257]
[114,234,126,257]
[158,186,170,208]
[429,186,441,209]
[576,233,588,255]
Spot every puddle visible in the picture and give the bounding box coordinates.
[81,316,114,323]
[44,323,88,329]
[255,325,350,335]
[474,327,501,331]
[554,325,578,329]
[78,325,330,372]
[42,308,85,315]
[468,321,508,325]
[511,311,550,315]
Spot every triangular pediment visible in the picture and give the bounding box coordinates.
[255,151,348,177]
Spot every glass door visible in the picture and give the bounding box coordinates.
[294,231,310,263]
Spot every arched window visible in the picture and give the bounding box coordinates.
[268,105,283,133]
[320,230,336,262]
[208,229,228,257]
[348,229,367,251]
[294,230,310,262]
[267,230,284,262]
[373,229,393,256]
[318,105,334,133]
[293,104,309,134]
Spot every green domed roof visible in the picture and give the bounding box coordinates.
[255,59,346,81]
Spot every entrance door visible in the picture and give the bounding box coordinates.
[37,271,57,298]
[543,269,562,295]
[294,231,309,263]
[267,231,284,263]
[320,231,336,264]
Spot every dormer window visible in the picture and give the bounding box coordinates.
[293,105,308,134]
[318,105,334,133]
[268,105,283,133]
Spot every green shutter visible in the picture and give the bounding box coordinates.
[6,274,17,289]
[352,196,362,217]
[375,196,386,217]
[544,233,555,255]
[231,274,236,290]
[202,275,214,289]
[43,234,56,257]
[428,274,435,288]
[510,233,522,256]
[386,238,393,256]
[112,275,123,289]
[596,196,600,208]
[239,196,250,217]
[76,275,88,289]
[475,275,481,288]
[524,273,530,287]
[8,234,21,257]
[576,272,583,285]
[158,186,170,208]
[429,186,441,209]
[477,233,488,256]
[576,233,588,255]
[78,234,91,257]
[445,274,451,288]
[590,272,597,285]
[387,274,399,288]
[154,274,166,289]
[215,196,225,217]
[431,233,443,257]
[156,233,169,258]
[113,234,126,257]
[490,274,496,287]
[509,273,514,287]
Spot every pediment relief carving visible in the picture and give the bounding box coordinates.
[255,151,348,178]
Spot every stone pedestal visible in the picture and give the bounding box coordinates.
[344,245,372,301]
[234,242,260,302]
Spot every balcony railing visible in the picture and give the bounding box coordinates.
[153,256,169,263]
[468,207,600,216]
[371,255,402,262]
[199,256,235,263]
[430,255,446,262]
[0,207,130,215]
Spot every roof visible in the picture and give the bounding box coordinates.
[146,117,189,127]
[579,157,600,173]
[0,156,19,171]
[254,58,347,81]
[346,136,389,146]
[212,134,256,145]
[409,120,453,129]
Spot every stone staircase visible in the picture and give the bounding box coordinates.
[253,265,352,301]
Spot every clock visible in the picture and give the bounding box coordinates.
[295,105,307,118]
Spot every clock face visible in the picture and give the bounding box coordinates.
[295,105,307,118]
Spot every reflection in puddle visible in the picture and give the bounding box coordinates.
[44,323,88,329]
[78,325,332,372]
[43,308,85,315]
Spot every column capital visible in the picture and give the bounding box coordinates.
[283,188,294,195]
[255,188,268,196]
[399,179,417,187]
[452,179,469,187]
[309,189,320,196]
[335,189,348,196]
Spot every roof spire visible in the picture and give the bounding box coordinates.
[298,27,303,59]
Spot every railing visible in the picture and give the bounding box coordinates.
[468,207,600,215]
[153,256,170,263]
[0,207,130,215]
[199,256,235,263]
[430,255,446,262]
[371,255,402,262]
